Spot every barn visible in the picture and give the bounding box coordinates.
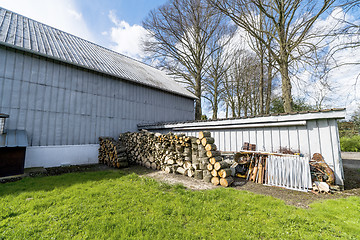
[0,7,196,168]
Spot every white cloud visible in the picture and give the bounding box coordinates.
[0,0,94,42]
[291,8,360,118]
[107,10,148,60]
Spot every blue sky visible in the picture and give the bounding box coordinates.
[0,0,167,59]
[0,0,359,117]
[75,0,167,46]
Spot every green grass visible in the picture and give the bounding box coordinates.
[0,171,359,239]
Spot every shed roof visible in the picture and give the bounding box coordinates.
[0,7,196,99]
[138,108,346,130]
[0,130,28,147]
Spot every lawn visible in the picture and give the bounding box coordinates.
[0,170,359,239]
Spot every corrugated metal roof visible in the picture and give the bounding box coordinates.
[0,130,28,147]
[138,108,346,128]
[0,7,196,99]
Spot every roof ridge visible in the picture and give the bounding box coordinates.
[0,6,163,72]
[0,7,196,99]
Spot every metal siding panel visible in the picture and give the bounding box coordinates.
[271,127,281,153]
[230,130,237,151]
[288,126,300,152]
[45,60,54,86]
[47,112,56,145]
[318,119,335,168]
[298,125,310,158]
[256,128,265,151]
[279,127,290,150]
[34,84,44,111]
[54,112,62,145]
[69,90,76,114]
[263,128,272,152]
[32,110,42,146]
[30,56,39,83]
[14,51,24,80]
[8,107,18,129]
[249,129,256,144]
[236,130,243,151]
[307,120,321,156]
[80,114,86,144]
[61,113,69,145]
[4,50,15,79]
[1,78,12,108]
[223,130,229,151]
[243,130,250,143]
[37,57,46,85]
[0,48,6,78]
[10,79,21,108]
[328,119,344,185]
[17,109,27,130]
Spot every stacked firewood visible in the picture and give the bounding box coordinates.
[98,137,128,168]
[195,131,234,187]
[120,131,214,181]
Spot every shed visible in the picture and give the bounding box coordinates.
[0,7,196,168]
[139,109,346,185]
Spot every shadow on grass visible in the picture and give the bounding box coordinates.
[0,169,133,197]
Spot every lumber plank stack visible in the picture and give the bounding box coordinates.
[98,137,128,168]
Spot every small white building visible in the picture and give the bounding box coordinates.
[139,109,346,185]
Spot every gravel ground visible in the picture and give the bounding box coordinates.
[3,164,360,208]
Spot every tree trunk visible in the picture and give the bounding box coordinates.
[195,76,202,120]
[259,52,264,114]
[279,60,293,113]
[265,50,273,114]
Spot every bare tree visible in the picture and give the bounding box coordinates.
[143,0,229,120]
[209,0,335,113]
[203,27,235,119]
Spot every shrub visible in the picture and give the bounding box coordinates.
[340,135,360,152]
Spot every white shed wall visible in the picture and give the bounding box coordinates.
[140,112,345,185]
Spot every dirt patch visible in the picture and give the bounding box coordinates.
[124,165,360,208]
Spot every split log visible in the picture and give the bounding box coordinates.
[211,169,218,177]
[218,168,232,178]
[214,161,231,171]
[206,150,220,158]
[201,137,215,146]
[211,176,220,186]
[205,143,217,151]
[199,131,211,139]
[220,177,234,187]
[209,156,222,165]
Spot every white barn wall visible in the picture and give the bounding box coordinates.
[0,47,194,168]
[0,47,194,147]
[25,144,99,168]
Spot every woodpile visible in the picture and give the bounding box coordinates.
[98,137,128,168]
[119,130,219,182]
[310,153,335,186]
